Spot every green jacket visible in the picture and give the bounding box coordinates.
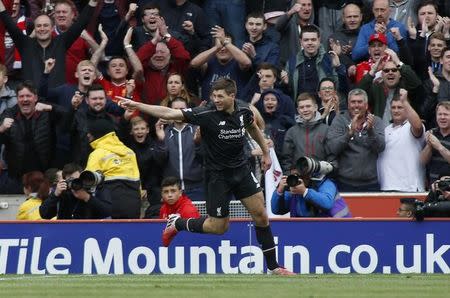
[358,64,422,117]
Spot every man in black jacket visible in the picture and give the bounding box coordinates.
[0,81,69,183]
[0,0,98,88]
[39,163,112,219]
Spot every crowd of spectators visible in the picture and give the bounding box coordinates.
[1,0,450,219]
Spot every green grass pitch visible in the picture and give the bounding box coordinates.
[0,274,449,298]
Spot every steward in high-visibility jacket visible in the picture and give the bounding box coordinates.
[86,119,141,219]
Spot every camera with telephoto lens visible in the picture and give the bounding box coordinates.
[286,157,334,187]
[65,170,104,193]
[66,177,84,191]
[296,156,334,178]
[414,177,450,221]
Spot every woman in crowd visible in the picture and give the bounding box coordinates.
[16,171,49,220]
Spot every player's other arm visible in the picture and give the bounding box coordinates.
[246,120,272,171]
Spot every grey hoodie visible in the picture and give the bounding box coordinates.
[281,111,329,173]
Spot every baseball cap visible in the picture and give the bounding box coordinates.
[368,33,387,45]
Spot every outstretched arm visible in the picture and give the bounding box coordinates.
[117,97,184,121]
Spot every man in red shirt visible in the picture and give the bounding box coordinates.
[159,176,200,220]
[134,18,190,105]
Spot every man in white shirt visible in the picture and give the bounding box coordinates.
[377,89,426,192]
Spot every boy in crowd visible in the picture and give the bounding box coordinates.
[159,176,200,220]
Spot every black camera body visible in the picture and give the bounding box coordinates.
[65,170,104,193]
[414,178,450,221]
[286,174,302,187]
[437,178,450,192]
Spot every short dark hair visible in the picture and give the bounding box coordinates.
[257,62,279,80]
[86,84,106,98]
[300,24,320,39]
[318,77,336,91]
[161,176,181,189]
[62,163,83,179]
[416,0,438,16]
[246,11,266,23]
[141,3,160,14]
[211,78,237,96]
[44,168,60,186]
[107,56,129,68]
[16,80,38,95]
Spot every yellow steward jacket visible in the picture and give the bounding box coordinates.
[86,132,140,182]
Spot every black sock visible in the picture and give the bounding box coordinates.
[255,225,279,270]
[175,216,207,233]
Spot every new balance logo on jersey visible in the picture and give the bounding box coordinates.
[218,121,226,126]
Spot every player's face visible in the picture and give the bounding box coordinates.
[297,99,317,121]
[131,122,149,143]
[87,90,106,112]
[212,89,235,113]
[161,185,182,205]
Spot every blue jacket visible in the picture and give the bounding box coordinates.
[271,178,351,217]
[250,35,280,67]
[352,19,408,62]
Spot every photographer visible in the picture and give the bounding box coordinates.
[271,157,351,218]
[414,176,450,221]
[39,163,112,220]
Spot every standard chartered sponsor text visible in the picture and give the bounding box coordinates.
[218,128,245,139]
